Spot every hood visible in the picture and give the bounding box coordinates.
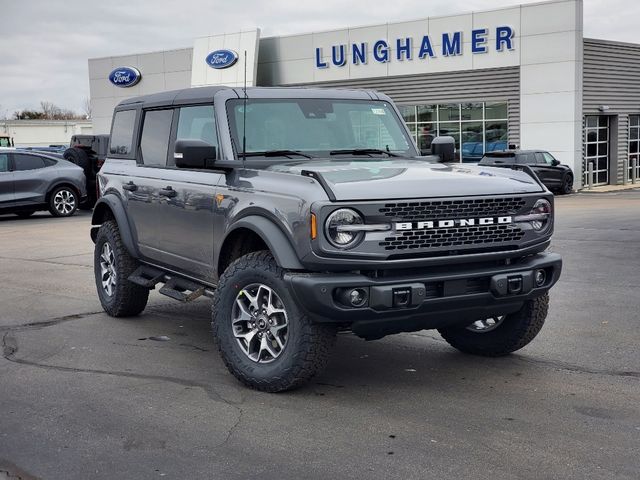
[268,159,544,201]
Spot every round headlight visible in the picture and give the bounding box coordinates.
[325,208,364,248]
[530,199,552,231]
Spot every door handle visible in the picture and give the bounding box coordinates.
[122,181,137,192]
[159,186,177,198]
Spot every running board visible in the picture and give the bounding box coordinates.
[128,265,208,302]
[158,277,205,302]
[128,266,165,289]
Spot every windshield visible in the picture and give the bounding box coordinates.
[227,98,416,158]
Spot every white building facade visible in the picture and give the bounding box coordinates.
[88,0,640,188]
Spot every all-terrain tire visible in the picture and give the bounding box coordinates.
[48,186,78,217]
[438,293,549,356]
[94,220,149,317]
[212,251,336,392]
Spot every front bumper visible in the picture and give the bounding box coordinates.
[285,252,562,339]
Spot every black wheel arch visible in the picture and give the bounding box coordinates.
[90,194,140,259]
[219,216,304,275]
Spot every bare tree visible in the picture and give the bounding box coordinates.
[82,97,92,119]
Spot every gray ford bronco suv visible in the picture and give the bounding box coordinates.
[91,86,562,392]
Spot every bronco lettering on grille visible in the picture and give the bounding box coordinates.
[395,216,513,231]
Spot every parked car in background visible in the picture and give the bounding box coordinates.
[0,135,14,147]
[20,145,67,155]
[479,149,574,194]
[0,148,87,218]
[63,134,110,208]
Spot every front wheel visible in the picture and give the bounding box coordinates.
[560,174,573,195]
[94,220,149,317]
[438,294,549,356]
[212,251,336,392]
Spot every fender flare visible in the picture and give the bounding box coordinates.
[90,194,140,258]
[226,216,304,270]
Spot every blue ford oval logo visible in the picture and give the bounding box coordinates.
[205,50,238,69]
[108,67,142,88]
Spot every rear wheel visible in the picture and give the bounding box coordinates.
[212,251,336,392]
[94,220,149,317]
[438,294,549,356]
[48,186,78,217]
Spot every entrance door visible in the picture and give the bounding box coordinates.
[584,116,609,186]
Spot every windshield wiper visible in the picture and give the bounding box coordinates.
[243,150,315,159]
[329,148,400,157]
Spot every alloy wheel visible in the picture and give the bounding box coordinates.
[99,242,117,296]
[53,189,76,215]
[232,283,289,363]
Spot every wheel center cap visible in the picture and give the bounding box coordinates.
[256,315,269,331]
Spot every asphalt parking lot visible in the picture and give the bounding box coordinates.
[1,191,639,480]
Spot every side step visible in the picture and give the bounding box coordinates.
[128,266,207,302]
[128,266,165,289]
[158,277,206,302]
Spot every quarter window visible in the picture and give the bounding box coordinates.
[140,109,174,166]
[109,109,137,155]
[0,154,8,172]
[13,154,45,171]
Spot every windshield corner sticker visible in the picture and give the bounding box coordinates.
[371,108,386,115]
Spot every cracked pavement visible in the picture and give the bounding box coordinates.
[1,192,639,480]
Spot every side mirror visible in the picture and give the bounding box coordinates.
[551,159,560,166]
[431,136,456,163]
[174,139,216,169]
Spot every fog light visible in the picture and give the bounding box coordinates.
[335,287,369,308]
[535,269,546,287]
[349,288,367,307]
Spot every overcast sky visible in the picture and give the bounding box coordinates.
[1,0,638,118]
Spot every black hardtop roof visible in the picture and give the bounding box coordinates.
[116,86,384,110]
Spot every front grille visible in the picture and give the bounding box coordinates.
[379,197,526,221]
[379,224,525,251]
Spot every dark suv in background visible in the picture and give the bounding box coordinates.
[63,134,110,208]
[479,150,574,194]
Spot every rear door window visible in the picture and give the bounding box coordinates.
[13,154,46,171]
[140,109,174,167]
[517,153,536,165]
[110,109,137,155]
[0,154,9,172]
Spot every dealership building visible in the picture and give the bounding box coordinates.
[88,0,640,188]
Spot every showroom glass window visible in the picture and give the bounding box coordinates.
[398,101,508,162]
[629,115,640,180]
[583,116,609,186]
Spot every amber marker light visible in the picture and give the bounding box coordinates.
[310,213,317,239]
